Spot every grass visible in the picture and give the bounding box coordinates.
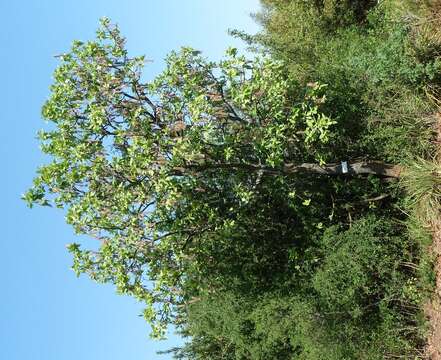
[402,158,441,226]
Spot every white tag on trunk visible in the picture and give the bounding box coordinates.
[341,161,348,174]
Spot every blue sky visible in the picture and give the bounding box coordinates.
[1,1,260,359]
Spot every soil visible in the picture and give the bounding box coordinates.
[425,223,441,359]
[425,113,441,359]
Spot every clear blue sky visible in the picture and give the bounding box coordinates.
[0,1,260,359]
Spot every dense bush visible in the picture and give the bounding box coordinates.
[249,1,441,162]
[168,216,430,359]
[313,217,409,315]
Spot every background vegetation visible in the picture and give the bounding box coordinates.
[171,1,441,358]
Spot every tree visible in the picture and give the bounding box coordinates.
[25,19,400,338]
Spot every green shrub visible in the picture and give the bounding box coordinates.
[176,292,348,360]
[170,215,429,359]
[311,216,428,358]
[250,1,440,162]
[313,217,405,316]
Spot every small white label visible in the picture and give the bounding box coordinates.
[341,161,348,174]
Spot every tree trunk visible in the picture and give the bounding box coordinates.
[177,160,402,178]
[283,161,402,178]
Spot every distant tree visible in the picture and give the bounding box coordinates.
[25,19,400,337]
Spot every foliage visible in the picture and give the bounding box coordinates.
[171,0,441,357]
[24,18,355,338]
[25,0,441,357]
[245,0,441,163]
[168,216,429,359]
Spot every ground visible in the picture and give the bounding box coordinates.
[425,114,441,359]
[426,226,441,359]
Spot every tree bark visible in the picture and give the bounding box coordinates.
[176,160,402,178]
[283,161,402,178]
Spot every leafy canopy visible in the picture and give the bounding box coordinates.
[25,18,336,337]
